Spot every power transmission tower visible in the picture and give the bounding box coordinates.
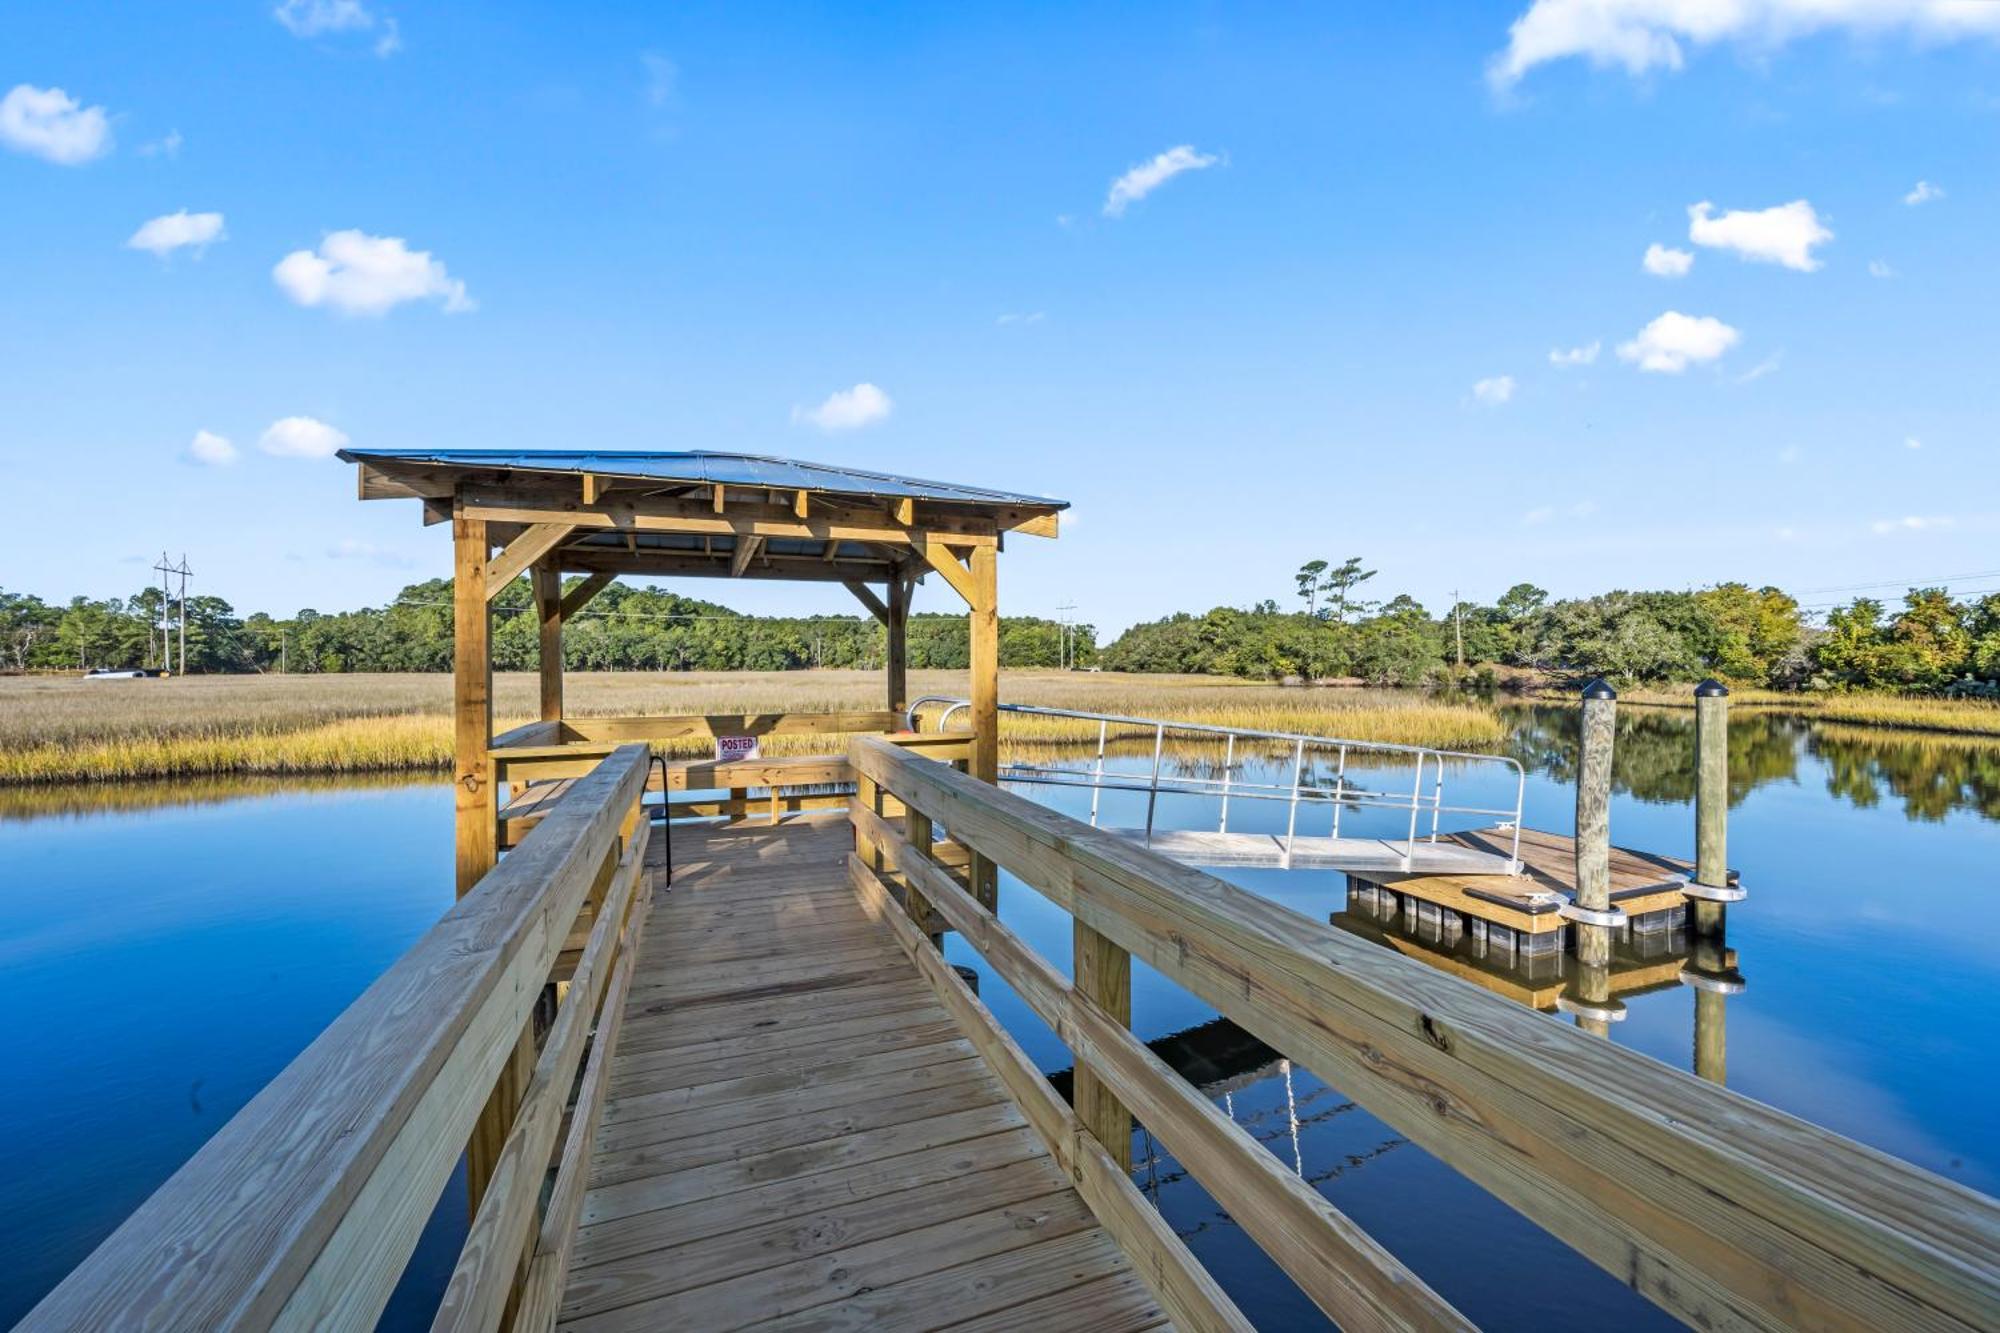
[1056,602,1078,670]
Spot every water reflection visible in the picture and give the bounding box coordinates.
[1503,704,2000,824]
[0,771,445,823]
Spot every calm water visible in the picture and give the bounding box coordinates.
[3,708,1997,1327]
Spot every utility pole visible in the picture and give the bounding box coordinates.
[153,553,174,671]
[1056,601,1078,670]
[174,554,192,675]
[1452,588,1465,672]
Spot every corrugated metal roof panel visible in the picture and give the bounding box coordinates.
[338,448,1067,508]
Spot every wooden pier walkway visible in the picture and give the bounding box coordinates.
[557,813,1169,1332]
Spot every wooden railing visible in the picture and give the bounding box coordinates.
[22,745,655,1332]
[492,710,966,835]
[846,734,2000,1333]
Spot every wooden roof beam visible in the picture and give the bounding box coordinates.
[563,553,902,584]
[558,570,616,619]
[843,579,890,625]
[729,535,764,577]
[457,487,997,547]
[483,522,577,598]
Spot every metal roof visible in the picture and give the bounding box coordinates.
[337,448,1067,509]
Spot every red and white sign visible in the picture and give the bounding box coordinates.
[715,734,761,763]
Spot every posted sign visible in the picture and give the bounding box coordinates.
[715,734,761,763]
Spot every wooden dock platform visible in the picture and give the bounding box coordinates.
[557,812,1171,1332]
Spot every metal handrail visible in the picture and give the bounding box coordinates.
[904,696,1526,872]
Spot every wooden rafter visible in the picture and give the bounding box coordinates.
[484,523,577,599]
[563,553,894,585]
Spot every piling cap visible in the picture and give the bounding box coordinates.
[1694,678,1729,697]
[1580,677,1617,700]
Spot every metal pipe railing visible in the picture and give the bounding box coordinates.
[903,697,1527,872]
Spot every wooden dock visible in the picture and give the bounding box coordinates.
[558,812,1170,1331]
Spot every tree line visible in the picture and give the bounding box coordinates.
[1098,558,2000,694]
[0,578,1098,675]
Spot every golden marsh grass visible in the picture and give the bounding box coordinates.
[1611,685,2000,738]
[0,670,1504,784]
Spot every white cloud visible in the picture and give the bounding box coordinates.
[1904,435,1922,450]
[1489,0,2000,89]
[273,230,473,316]
[1735,352,1782,384]
[1904,179,1944,206]
[127,210,226,258]
[1870,515,1952,535]
[1868,259,1897,279]
[1472,374,1516,405]
[791,383,893,432]
[274,0,401,55]
[187,430,237,466]
[1549,340,1600,367]
[1103,145,1219,218]
[997,311,1046,326]
[137,129,182,159]
[1642,242,1693,277]
[259,416,350,458]
[1617,311,1741,373]
[1523,505,1555,525]
[1777,444,1803,464]
[0,85,112,164]
[1688,200,1831,271]
[326,538,410,566]
[1776,526,1798,541]
[642,51,677,107]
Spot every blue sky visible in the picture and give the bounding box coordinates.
[3,1,1997,632]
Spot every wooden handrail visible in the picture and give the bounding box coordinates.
[22,745,654,1332]
[848,735,2000,1333]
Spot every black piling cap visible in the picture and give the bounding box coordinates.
[1694,678,1730,697]
[1580,677,1617,700]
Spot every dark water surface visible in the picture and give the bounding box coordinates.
[3,708,1996,1327]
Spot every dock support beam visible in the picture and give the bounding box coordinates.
[886,568,909,716]
[533,561,564,725]
[1573,679,1616,972]
[453,505,496,895]
[968,545,1000,911]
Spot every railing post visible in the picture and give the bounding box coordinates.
[1072,920,1133,1171]
[1218,733,1235,833]
[1088,718,1108,828]
[1284,738,1306,860]
[1331,745,1347,839]
[1143,723,1165,840]
[1573,677,1618,992]
[905,802,941,947]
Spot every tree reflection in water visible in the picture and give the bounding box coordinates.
[1500,704,2000,823]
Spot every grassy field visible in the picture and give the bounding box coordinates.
[1609,684,2000,738]
[0,670,1505,784]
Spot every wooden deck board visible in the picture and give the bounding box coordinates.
[558,811,1169,1333]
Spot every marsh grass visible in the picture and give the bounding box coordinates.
[0,670,1502,784]
[1612,685,2000,739]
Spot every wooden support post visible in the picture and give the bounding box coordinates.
[532,562,563,725]
[1574,678,1616,970]
[1073,921,1133,1170]
[1693,678,1730,942]
[905,804,938,941]
[453,507,496,896]
[968,544,999,910]
[1693,953,1729,1085]
[886,569,909,716]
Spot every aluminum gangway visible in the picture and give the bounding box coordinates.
[906,697,1528,878]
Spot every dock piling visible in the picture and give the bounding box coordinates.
[1573,678,1617,971]
[1692,677,1729,942]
